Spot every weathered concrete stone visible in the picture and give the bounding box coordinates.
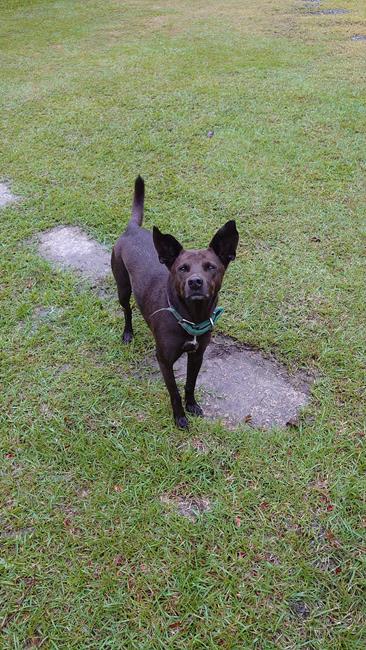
[0,182,17,207]
[36,226,111,282]
[147,335,312,429]
[309,8,350,14]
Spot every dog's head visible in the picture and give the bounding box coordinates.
[153,220,239,304]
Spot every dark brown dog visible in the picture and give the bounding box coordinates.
[111,176,239,428]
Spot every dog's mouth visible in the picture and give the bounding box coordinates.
[186,292,208,302]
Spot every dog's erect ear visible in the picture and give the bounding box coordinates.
[209,220,239,267]
[153,226,183,269]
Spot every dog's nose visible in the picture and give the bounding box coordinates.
[188,276,203,290]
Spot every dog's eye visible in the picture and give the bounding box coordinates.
[206,264,217,271]
[179,265,189,272]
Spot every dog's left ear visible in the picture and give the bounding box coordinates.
[153,226,183,269]
[209,220,239,267]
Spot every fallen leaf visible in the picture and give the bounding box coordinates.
[169,620,182,635]
[25,636,43,648]
[24,577,37,588]
[325,530,340,547]
[169,621,182,629]
[259,501,270,510]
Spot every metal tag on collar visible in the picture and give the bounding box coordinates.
[182,334,199,353]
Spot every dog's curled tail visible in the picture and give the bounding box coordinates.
[129,175,145,227]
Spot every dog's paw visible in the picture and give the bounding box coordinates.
[175,415,189,429]
[186,402,204,417]
[122,331,133,344]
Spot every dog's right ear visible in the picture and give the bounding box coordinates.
[153,226,183,269]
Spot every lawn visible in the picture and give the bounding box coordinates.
[1,0,365,647]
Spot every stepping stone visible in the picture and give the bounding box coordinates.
[36,226,111,283]
[309,8,350,14]
[351,34,366,41]
[146,335,313,429]
[0,182,18,207]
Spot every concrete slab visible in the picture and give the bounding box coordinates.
[147,335,312,429]
[0,182,18,207]
[36,226,111,283]
[309,8,350,14]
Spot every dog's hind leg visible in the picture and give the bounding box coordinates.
[111,248,133,343]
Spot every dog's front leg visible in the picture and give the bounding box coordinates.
[185,351,204,417]
[156,352,188,429]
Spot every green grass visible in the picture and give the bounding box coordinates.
[1,0,365,647]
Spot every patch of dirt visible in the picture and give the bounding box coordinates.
[160,492,211,521]
[40,403,53,419]
[33,306,64,322]
[289,599,311,619]
[0,181,18,207]
[76,486,91,499]
[178,437,210,454]
[96,280,118,302]
[147,14,171,30]
[188,438,209,454]
[18,305,64,334]
[53,363,71,377]
[35,226,111,283]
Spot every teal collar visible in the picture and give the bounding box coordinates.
[150,302,224,337]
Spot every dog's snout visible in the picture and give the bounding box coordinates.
[188,276,203,290]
